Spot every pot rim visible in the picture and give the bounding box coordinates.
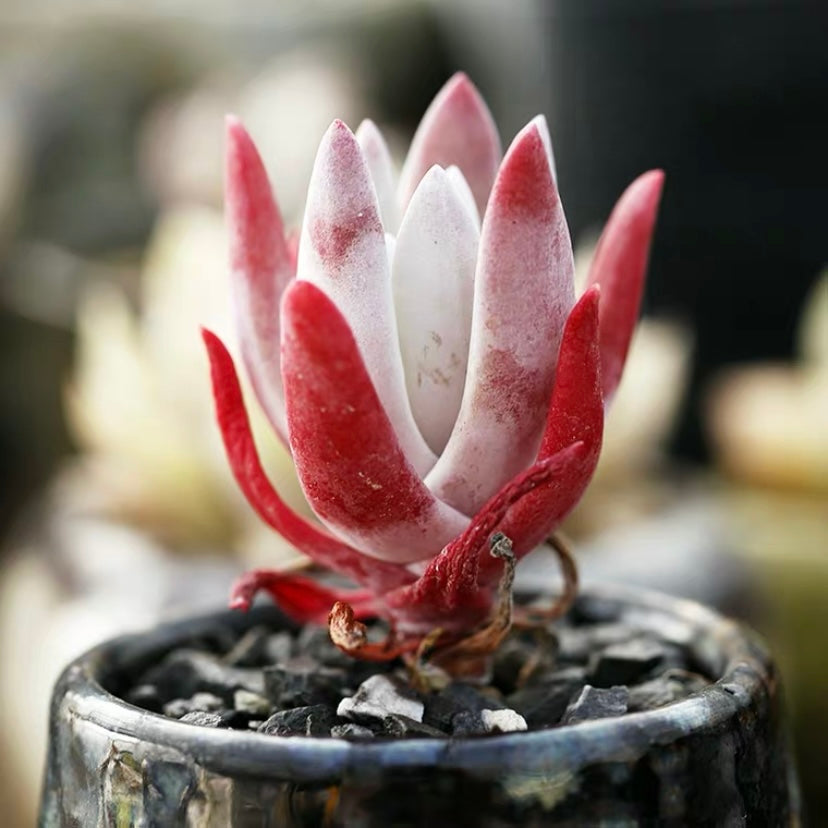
[52,581,771,782]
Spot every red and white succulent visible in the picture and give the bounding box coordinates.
[203,73,663,656]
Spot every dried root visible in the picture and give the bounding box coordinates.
[514,531,578,628]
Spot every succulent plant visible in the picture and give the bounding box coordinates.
[203,74,663,662]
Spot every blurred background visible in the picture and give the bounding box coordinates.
[0,0,825,824]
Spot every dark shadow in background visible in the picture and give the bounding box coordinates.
[545,0,827,460]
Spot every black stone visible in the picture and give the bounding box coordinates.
[561,685,629,725]
[423,682,504,731]
[330,722,375,739]
[263,656,346,707]
[382,715,446,739]
[162,692,224,719]
[507,668,587,727]
[139,649,264,703]
[450,710,488,736]
[589,638,666,687]
[258,704,336,737]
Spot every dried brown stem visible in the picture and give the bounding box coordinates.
[514,531,579,628]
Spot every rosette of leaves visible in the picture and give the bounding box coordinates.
[204,74,663,667]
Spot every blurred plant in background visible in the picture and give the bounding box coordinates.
[706,271,828,803]
[65,207,307,557]
[708,272,828,492]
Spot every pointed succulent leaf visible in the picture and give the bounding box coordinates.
[586,170,665,400]
[281,280,469,565]
[225,116,293,443]
[297,119,435,475]
[229,569,378,624]
[426,120,575,516]
[445,165,480,228]
[398,72,501,217]
[393,165,479,454]
[202,328,414,592]
[355,118,399,232]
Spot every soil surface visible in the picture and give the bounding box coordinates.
[116,596,713,740]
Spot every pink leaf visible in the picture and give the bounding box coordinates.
[426,119,575,516]
[298,119,436,476]
[398,72,501,218]
[586,170,665,401]
[225,116,295,443]
[385,443,588,635]
[202,327,414,592]
[281,280,469,565]
[229,569,377,624]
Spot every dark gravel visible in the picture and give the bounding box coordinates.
[124,601,712,740]
[561,685,630,724]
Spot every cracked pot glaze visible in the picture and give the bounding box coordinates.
[40,585,799,827]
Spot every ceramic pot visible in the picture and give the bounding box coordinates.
[39,584,799,827]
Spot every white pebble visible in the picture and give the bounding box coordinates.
[480,708,527,733]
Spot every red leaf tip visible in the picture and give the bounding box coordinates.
[225,114,255,155]
[634,168,666,202]
[581,282,601,304]
[200,327,227,360]
[442,71,482,105]
[327,118,352,138]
